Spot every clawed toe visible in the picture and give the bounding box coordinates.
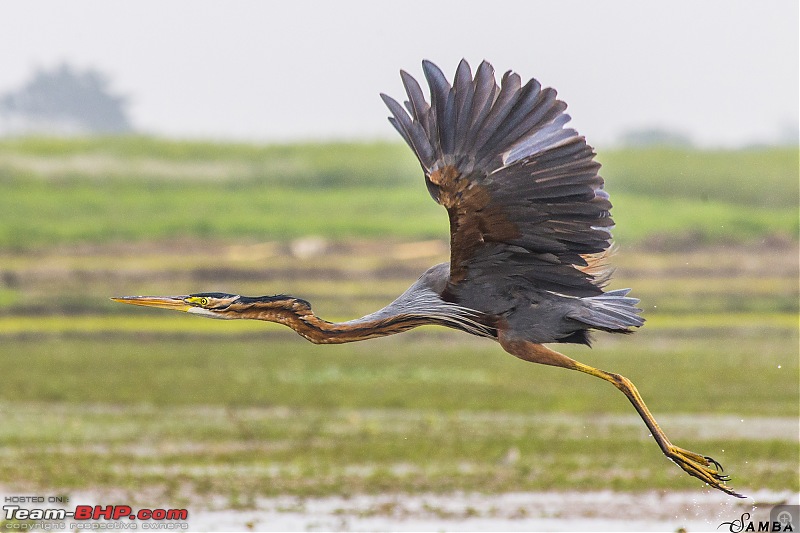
[704,455,723,471]
[667,446,745,498]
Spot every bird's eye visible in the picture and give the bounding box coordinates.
[187,296,210,307]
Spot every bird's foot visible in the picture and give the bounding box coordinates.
[665,445,745,498]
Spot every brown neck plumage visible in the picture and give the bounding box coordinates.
[226,296,433,344]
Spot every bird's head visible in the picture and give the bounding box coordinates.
[112,292,240,319]
[112,293,311,321]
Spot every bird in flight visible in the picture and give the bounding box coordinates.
[114,59,741,498]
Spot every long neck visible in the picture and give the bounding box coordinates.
[228,296,495,344]
[228,297,442,344]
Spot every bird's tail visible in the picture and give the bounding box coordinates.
[568,289,645,332]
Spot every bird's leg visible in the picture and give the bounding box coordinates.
[498,336,744,498]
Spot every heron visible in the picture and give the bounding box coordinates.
[113,59,742,498]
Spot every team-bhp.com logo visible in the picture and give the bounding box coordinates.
[3,499,188,530]
[717,505,799,532]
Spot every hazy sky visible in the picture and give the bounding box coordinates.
[1,0,797,146]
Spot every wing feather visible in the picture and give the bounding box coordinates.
[452,59,474,157]
[382,60,621,307]
[473,71,522,162]
[465,61,498,155]
[400,70,429,125]
[483,78,542,158]
[422,60,453,156]
[380,93,435,171]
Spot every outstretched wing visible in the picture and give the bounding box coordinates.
[381,59,613,312]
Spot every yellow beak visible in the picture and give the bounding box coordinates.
[111,296,191,312]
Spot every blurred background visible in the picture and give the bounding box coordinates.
[0,0,797,530]
[1,1,798,145]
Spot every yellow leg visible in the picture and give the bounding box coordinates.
[499,336,744,498]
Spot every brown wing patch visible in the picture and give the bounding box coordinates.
[432,165,521,285]
[428,165,459,188]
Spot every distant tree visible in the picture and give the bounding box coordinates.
[619,128,693,148]
[0,64,131,134]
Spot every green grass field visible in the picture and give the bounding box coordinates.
[0,138,797,249]
[0,137,797,508]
